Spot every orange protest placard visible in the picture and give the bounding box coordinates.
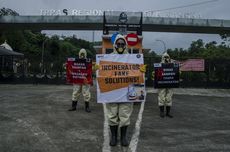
[97,60,144,93]
[96,54,146,103]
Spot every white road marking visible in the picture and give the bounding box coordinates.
[102,101,145,152]
[102,103,111,152]
[129,101,146,152]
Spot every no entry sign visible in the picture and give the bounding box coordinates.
[126,33,138,46]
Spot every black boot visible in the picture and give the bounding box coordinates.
[68,101,77,111]
[109,125,118,146]
[159,106,165,118]
[120,126,129,146]
[85,102,91,113]
[166,106,173,118]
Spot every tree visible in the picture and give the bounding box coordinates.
[0,7,19,16]
[188,39,205,57]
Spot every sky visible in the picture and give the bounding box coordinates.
[1,0,230,54]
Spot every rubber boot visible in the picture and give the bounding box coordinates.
[109,125,118,146]
[166,106,173,118]
[120,126,129,146]
[85,102,91,113]
[68,101,77,111]
[159,106,165,118]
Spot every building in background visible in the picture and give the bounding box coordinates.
[0,41,24,78]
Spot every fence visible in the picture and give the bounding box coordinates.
[0,57,230,88]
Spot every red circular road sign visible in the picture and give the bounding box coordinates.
[125,33,139,46]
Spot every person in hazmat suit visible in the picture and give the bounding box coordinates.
[68,48,91,113]
[106,34,132,146]
[158,52,173,118]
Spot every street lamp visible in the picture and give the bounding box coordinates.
[41,39,48,74]
[156,39,166,53]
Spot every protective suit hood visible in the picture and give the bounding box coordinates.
[161,52,171,63]
[79,48,87,59]
[113,34,128,54]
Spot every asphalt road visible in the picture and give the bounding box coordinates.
[0,84,230,152]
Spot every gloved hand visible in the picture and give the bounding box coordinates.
[93,64,100,71]
[151,71,155,80]
[83,77,89,84]
[140,64,147,73]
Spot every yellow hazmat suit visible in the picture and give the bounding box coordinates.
[107,35,133,127]
[69,48,91,113]
[158,52,173,118]
[106,34,133,146]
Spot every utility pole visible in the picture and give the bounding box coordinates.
[41,39,47,74]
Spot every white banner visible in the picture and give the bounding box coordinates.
[96,54,146,103]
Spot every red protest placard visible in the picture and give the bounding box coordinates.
[66,58,93,85]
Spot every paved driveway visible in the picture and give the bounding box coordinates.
[0,85,230,152]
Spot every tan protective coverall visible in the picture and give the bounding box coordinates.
[72,49,91,102]
[158,52,173,106]
[106,35,133,127]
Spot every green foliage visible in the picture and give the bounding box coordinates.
[181,72,207,82]
[167,38,230,83]
[168,39,230,60]
[0,7,19,16]
[0,29,96,73]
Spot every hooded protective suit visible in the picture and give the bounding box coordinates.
[72,48,91,102]
[158,52,173,107]
[69,48,91,112]
[106,34,133,127]
[106,34,133,146]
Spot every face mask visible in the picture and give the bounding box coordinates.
[80,53,85,59]
[117,47,124,53]
[115,39,126,54]
[164,57,169,63]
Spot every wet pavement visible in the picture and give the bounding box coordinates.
[0,84,230,152]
